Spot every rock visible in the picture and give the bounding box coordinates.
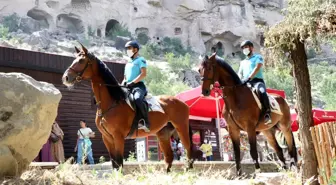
[0,73,62,177]
[26,30,51,49]
[115,36,131,51]
[178,69,201,88]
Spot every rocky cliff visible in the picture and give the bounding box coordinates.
[0,0,285,55]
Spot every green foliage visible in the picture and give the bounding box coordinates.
[88,25,95,37]
[137,32,150,45]
[99,156,106,163]
[0,25,9,39]
[330,158,336,184]
[306,47,317,59]
[264,66,295,101]
[107,23,131,40]
[216,48,224,57]
[265,0,335,62]
[309,62,336,110]
[138,37,195,60]
[161,37,191,56]
[127,152,137,162]
[140,44,155,60]
[2,13,20,32]
[115,52,123,58]
[165,52,192,73]
[145,65,191,96]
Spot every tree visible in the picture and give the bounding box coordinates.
[265,0,335,184]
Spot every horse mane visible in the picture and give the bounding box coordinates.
[87,53,127,102]
[215,56,242,85]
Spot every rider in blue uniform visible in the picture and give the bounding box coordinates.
[123,41,150,132]
[240,40,271,124]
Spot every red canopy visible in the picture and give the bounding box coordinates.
[176,85,287,118]
[176,85,224,118]
[291,108,336,132]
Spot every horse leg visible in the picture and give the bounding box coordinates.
[246,127,260,172]
[156,126,175,173]
[102,135,120,169]
[262,129,287,169]
[281,128,298,167]
[228,124,242,176]
[106,134,125,170]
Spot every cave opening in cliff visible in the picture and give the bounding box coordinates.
[105,19,121,37]
[216,42,224,56]
[97,29,102,37]
[56,14,85,33]
[27,8,53,29]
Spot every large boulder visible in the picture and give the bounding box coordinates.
[0,73,62,177]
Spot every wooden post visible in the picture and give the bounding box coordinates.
[318,124,329,182]
[322,124,332,181]
[310,127,324,184]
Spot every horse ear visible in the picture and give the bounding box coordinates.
[210,52,216,60]
[78,42,88,54]
[74,46,80,53]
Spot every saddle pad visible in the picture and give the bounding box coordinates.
[251,90,282,115]
[126,94,165,113]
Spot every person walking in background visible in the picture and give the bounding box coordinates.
[74,120,95,164]
[200,139,213,161]
[50,121,65,163]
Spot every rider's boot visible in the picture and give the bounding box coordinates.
[260,92,272,125]
[138,101,150,132]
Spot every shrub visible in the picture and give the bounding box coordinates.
[88,25,95,37]
[165,52,192,73]
[306,47,317,59]
[0,25,9,39]
[264,66,295,101]
[140,44,155,60]
[137,32,150,45]
[115,52,123,58]
[2,13,20,32]
[145,65,191,96]
[107,23,131,40]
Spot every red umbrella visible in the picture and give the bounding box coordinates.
[176,83,224,118]
[290,108,336,132]
[176,85,287,118]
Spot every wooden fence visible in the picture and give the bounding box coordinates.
[311,122,336,184]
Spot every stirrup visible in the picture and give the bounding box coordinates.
[138,119,150,132]
[264,113,271,125]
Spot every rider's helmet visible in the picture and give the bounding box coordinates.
[240,40,254,49]
[125,41,140,50]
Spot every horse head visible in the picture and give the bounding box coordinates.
[199,53,242,96]
[199,53,219,96]
[62,43,98,87]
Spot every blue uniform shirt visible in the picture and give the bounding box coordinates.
[124,56,147,83]
[241,54,264,79]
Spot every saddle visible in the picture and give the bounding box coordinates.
[247,82,282,115]
[125,90,164,138]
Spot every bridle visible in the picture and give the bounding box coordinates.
[201,63,216,86]
[68,57,92,83]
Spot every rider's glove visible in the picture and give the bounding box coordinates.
[242,78,251,85]
[126,82,135,88]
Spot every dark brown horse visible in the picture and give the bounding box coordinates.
[199,54,297,175]
[62,44,194,172]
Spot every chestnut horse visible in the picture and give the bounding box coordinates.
[62,44,194,172]
[199,54,297,175]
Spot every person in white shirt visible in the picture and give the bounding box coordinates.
[74,120,95,164]
[237,59,249,79]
